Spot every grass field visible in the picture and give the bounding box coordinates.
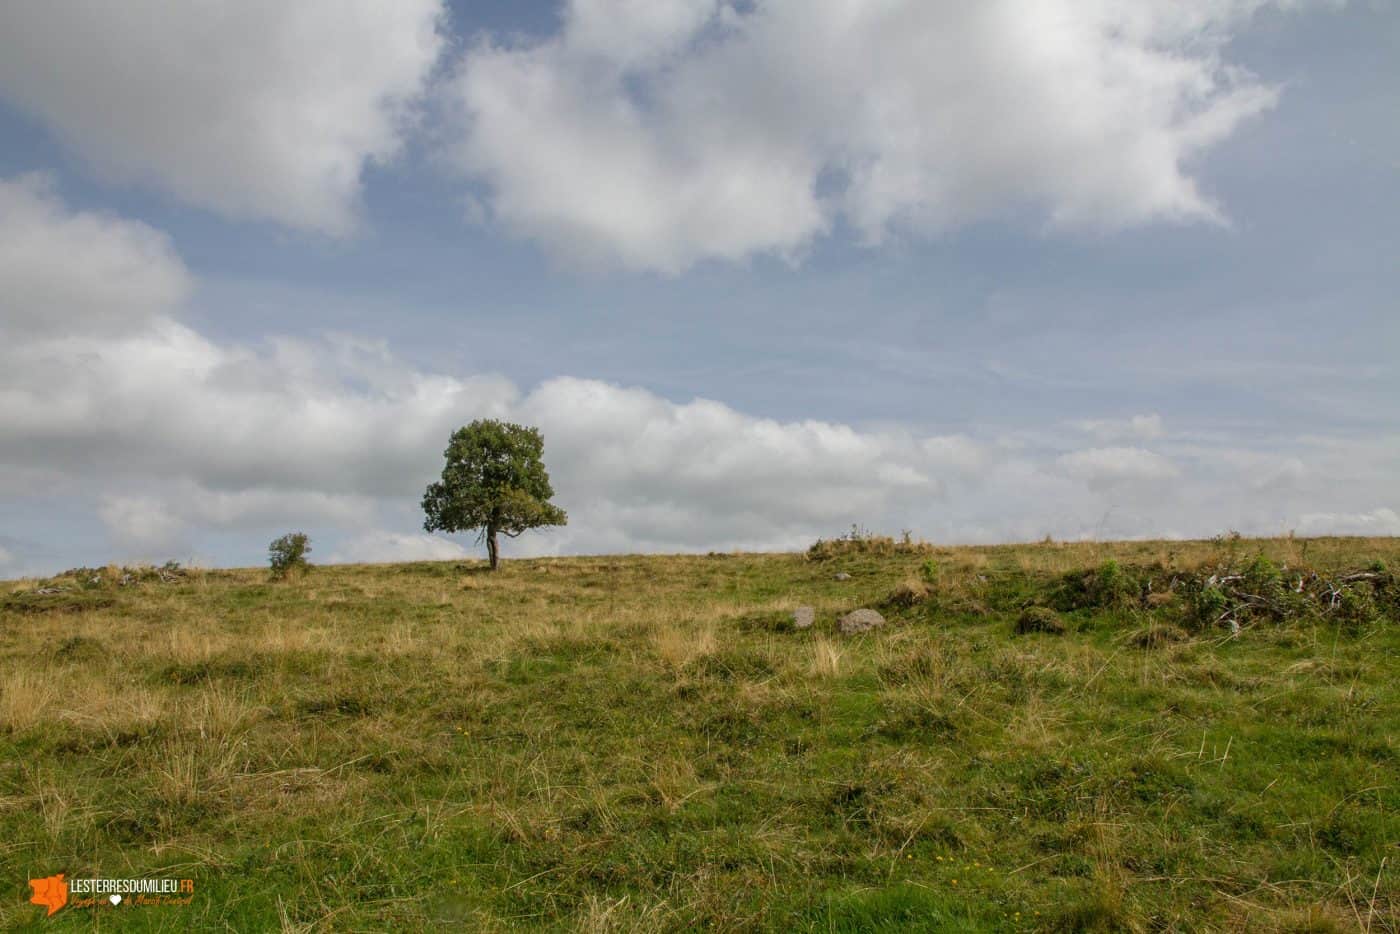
[2,536,1397,931]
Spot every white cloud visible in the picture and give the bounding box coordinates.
[0,179,939,553]
[95,484,380,556]
[98,495,187,555]
[0,180,945,553]
[330,532,470,565]
[1057,446,1182,492]
[920,436,995,476]
[443,0,1318,272]
[0,1,445,234]
[1297,508,1400,536]
[0,545,13,567]
[3,179,1396,568]
[0,174,191,335]
[519,378,938,550]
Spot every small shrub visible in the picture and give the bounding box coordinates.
[1091,559,1138,608]
[1053,560,1144,610]
[1180,578,1229,630]
[1015,606,1065,635]
[918,559,940,586]
[1334,584,1378,627]
[883,578,930,609]
[1243,554,1284,598]
[56,566,108,588]
[807,525,934,561]
[268,532,312,579]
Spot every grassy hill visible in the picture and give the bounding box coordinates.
[2,536,1397,930]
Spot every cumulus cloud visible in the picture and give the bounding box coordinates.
[0,320,519,500]
[95,485,381,556]
[443,0,1317,271]
[519,378,940,548]
[0,175,191,335]
[0,181,946,555]
[5,319,951,556]
[0,1,444,234]
[0,178,945,555]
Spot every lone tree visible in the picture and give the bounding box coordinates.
[268,532,311,579]
[422,419,567,570]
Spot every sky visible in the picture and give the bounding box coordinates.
[0,0,1396,576]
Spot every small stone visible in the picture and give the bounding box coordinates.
[838,608,885,634]
[833,572,852,581]
[792,606,815,629]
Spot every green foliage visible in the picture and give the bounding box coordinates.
[919,559,940,586]
[1180,577,1229,630]
[46,561,188,588]
[1243,554,1283,595]
[1053,559,1143,611]
[268,532,311,579]
[421,420,566,569]
[1,589,116,615]
[55,566,107,588]
[1334,583,1378,627]
[1091,559,1138,608]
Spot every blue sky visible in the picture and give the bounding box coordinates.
[0,0,1396,575]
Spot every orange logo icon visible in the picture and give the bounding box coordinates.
[29,873,68,916]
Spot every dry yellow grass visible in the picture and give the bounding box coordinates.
[0,537,1394,929]
[809,635,846,677]
[651,621,717,668]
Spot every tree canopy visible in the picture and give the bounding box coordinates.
[421,420,567,569]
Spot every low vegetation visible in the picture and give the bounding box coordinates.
[1,536,1396,930]
[267,532,312,580]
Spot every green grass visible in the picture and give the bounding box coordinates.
[1,536,1396,930]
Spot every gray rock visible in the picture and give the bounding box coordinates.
[833,572,852,581]
[792,606,815,629]
[838,608,885,634]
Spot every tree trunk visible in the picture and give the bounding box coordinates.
[486,527,499,570]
